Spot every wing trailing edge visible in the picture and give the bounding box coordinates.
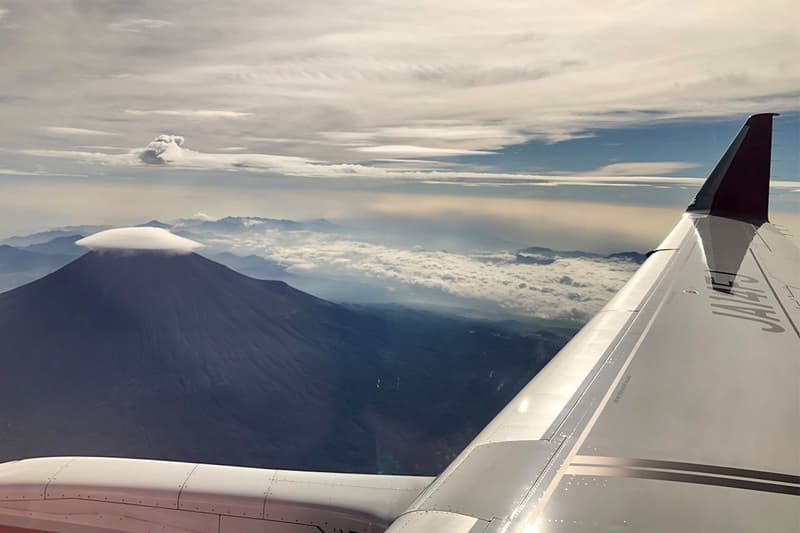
[687,113,778,224]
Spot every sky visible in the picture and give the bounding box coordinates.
[0,0,798,252]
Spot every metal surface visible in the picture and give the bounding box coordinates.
[386,114,799,532]
[0,457,432,533]
[179,463,273,518]
[536,473,798,532]
[577,224,799,473]
[45,457,197,509]
[265,469,431,527]
[409,440,560,521]
[387,510,487,533]
[387,214,799,533]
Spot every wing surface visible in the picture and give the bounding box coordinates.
[387,113,800,532]
[0,456,432,533]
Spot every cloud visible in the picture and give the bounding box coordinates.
[352,145,493,157]
[374,124,524,142]
[319,132,377,145]
[18,148,140,166]
[74,145,128,151]
[215,228,639,320]
[190,212,219,221]
[0,168,88,178]
[322,124,527,150]
[42,127,119,137]
[125,109,252,119]
[15,135,800,196]
[587,161,700,176]
[139,134,186,164]
[2,0,797,166]
[76,227,202,253]
[110,18,174,32]
[13,135,695,185]
[0,168,48,176]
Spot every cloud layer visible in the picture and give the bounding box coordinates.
[1,0,797,166]
[42,127,119,137]
[204,225,640,320]
[17,135,800,195]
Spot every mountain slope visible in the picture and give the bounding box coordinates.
[0,251,570,474]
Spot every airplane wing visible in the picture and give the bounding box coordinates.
[0,113,797,532]
[386,113,800,532]
[0,457,432,532]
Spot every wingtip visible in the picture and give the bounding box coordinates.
[686,113,776,224]
[744,112,779,127]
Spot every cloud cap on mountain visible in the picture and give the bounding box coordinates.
[76,227,202,253]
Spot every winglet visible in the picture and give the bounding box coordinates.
[687,113,778,224]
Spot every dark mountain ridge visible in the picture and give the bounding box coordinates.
[22,234,85,256]
[515,246,646,265]
[0,251,570,474]
[0,244,63,270]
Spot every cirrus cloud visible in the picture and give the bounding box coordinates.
[352,145,493,157]
[1,0,797,164]
[42,127,119,137]
[15,134,800,194]
[124,109,252,119]
[586,161,701,176]
[109,18,174,32]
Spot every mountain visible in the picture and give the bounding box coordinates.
[0,250,571,474]
[515,246,647,265]
[606,251,647,263]
[203,251,289,279]
[136,219,171,229]
[0,235,86,293]
[22,234,86,257]
[0,244,78,293]
[174,216,337,234]
[1,226,107,247]
[0,244,60,271]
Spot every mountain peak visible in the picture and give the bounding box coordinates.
[76,227,202,253]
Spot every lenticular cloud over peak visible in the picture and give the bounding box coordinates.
[76,227,202,253]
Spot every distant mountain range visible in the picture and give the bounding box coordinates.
[1,226,107,247]
[0,249,571,474]
[173,215,337,235]
[1,220,646,297]
[514,246,647,265]
[0,237,86,292]
[0,217,340,293]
